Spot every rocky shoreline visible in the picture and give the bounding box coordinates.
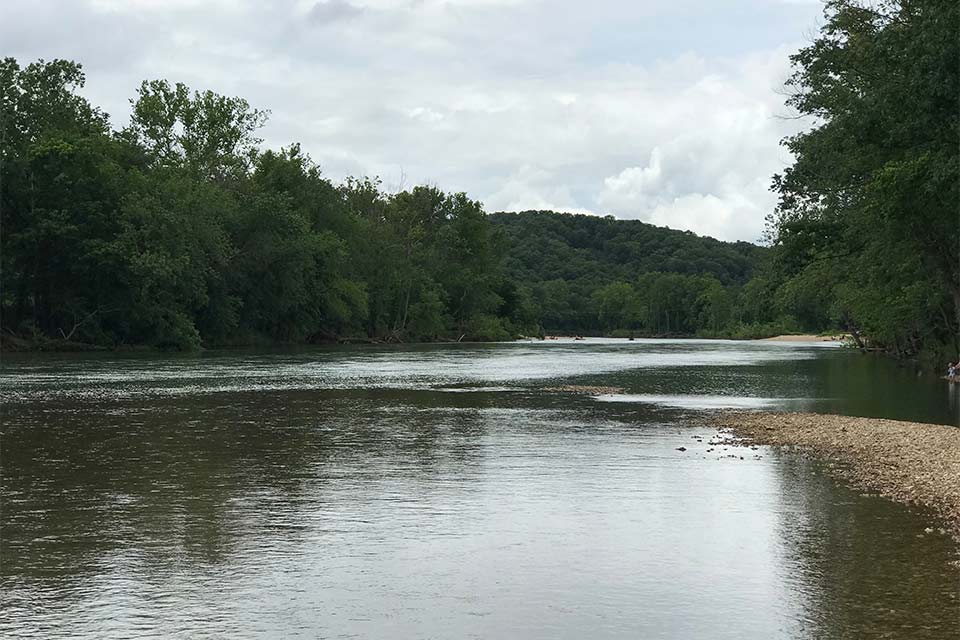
[716,411,960,550]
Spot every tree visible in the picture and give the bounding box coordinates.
[771,0,959,360]
[126,79,268,182]
[592,282,640,331]
[0,58,128,341]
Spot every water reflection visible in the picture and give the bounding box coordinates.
[772,456,960,638]
[0,339,822,403]
[2,340,957,638]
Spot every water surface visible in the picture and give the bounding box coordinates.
[2,339,957,638]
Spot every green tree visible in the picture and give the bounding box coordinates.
[126,79,268,182]
[771,0,959,360]
[1,58,129,342]
[591,282,640,331]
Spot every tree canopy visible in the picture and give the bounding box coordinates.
[0,59,527,348]
[769,0,959,363]
[3,15,955,365]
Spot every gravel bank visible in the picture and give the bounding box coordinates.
[716,412,960,543]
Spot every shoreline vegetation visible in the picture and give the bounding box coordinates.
[0,331,848,354]
[759,334,846,343]
[5,8,958,369]
[715,411,960,556]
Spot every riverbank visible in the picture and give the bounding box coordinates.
[0,333,111,352]
[0,332,519,353]
[760,334,846,342]
[716,411,960,549]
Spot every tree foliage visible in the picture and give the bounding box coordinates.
[491,211,813,337]
[12,37,950,352]
[0,59,527,347]
[769,0,959,362]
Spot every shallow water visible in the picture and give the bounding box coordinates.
[2,339,958,638]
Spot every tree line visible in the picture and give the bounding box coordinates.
[490,211,814,338]
[2,57,791,351]
[1,58,534,349]
[3,0,956,367]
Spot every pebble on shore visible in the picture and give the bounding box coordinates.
[715,411,960,547]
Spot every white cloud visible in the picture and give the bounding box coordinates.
[600,148,664,207]
[650,194,734,239]
[485,165,595,215]
[0,0,822,242]
[594,45,802,241]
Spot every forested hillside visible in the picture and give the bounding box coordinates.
[501,0,960,361]
[490,212,762,286]
[490,211,773,334]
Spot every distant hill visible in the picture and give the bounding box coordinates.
[489,211,764,287]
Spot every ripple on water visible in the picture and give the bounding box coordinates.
[0,340,821,403]
[2,340,957,640]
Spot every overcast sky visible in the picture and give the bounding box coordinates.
[3,0,826,242]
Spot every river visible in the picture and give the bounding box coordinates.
[1,339,958,638]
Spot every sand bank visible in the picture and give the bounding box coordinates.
[760,334,845,342]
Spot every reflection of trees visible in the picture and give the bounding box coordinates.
[7,364,957,638]
[0,387,493,594]
[772,455,960,639]
[948,383,960,427]
[809,353,957,425]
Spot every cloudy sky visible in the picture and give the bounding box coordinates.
[3,0,826,242]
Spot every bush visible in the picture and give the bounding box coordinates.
[463,314,511,341]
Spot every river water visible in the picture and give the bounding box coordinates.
[2,339,958,638]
